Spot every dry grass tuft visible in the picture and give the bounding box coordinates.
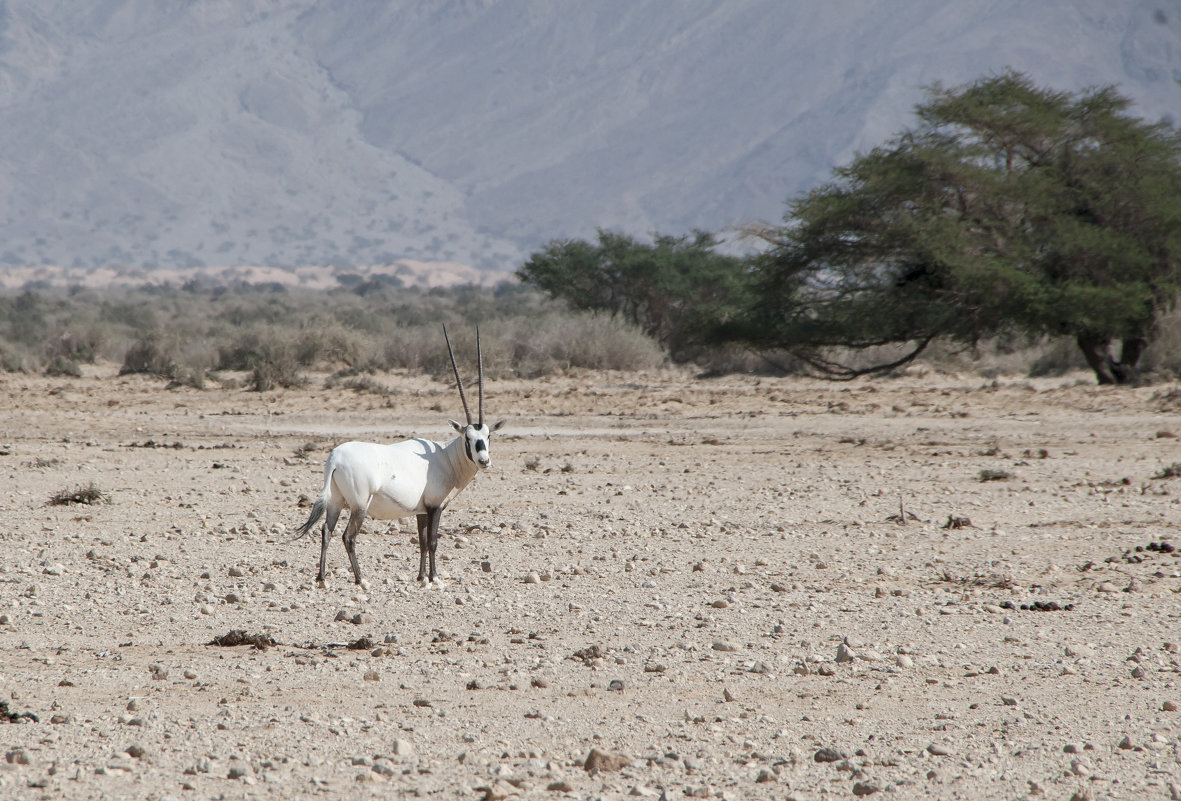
[47,482,109,506]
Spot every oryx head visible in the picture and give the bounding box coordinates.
[444,324,504,469]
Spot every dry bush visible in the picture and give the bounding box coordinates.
[121,329,182,377]
[497,312,666,376]
[216,326,305,391]
[44,354,82,377]
[0,342,38,373]
[48,482,109,506]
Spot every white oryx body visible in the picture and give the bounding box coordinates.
[328,436,478,522]
[292,327,502,585]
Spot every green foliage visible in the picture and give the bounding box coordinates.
[736,71,1181,384]
[517,230,752,361]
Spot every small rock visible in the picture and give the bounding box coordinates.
[1117,736,1133,750]
[927,743,950,756]
[895,655,914,669]
[1163,700,1178,712]
[1096,582,1119,593]
[480,560,492,573]
[755,768,776,783]
[228,566,245,577]
[1070,758,1092,777]
[126,744,146,759]
[835,643,855,663]
[392,738,414,757]
[483,780,515,800]
[813,746,847,763]
[607,679,624,691]
[228,765,248,780]
[584,748,630,773]
[852,781,881,796]
[711,640,738,652]
[1000,695,1018,706]
[524,572,541,584]
[546,780,574,792]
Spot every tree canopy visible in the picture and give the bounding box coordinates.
[733,71,1181,384]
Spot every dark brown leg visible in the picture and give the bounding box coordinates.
[341,510,366,585]
[416,513,430,582]
[426,507,443,582]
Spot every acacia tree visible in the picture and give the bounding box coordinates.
[517,229,751,361]
[735,72,1181,384]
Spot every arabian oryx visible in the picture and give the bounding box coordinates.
[292,326,503,586]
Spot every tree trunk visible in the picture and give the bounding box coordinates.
[1112,336,1148,384]
[1076,334,1117,385]
[1076,334,1147,385]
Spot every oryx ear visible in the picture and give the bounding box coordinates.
[449,420,465,433]
[490,420,505,432]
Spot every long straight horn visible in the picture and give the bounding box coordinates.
[477,326,484,427]
[443,324,473,425]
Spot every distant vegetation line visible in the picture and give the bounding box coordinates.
[2,277,1177,387]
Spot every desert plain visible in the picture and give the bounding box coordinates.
[0,363,1179,800]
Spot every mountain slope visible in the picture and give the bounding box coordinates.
[0,0,1177,279]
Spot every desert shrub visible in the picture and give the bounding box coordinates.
[218,327,304,390]
[47,325,105,364]
[121,329,181,377]
[529,312,665,373]
[294,322,362,367]
[121,329,213,388]
[43,354,82,377]
[249,359,304,391]
[0,342,37,372]
[0,290,50,346]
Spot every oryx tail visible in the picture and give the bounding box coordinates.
[289,470,333,542]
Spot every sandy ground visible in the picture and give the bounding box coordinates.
[0,363,1179,800]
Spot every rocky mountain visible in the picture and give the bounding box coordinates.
[0,0,1177,283]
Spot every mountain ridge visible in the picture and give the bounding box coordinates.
[0,1,1177,282]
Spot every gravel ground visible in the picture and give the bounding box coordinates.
[0,364,1179,800]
